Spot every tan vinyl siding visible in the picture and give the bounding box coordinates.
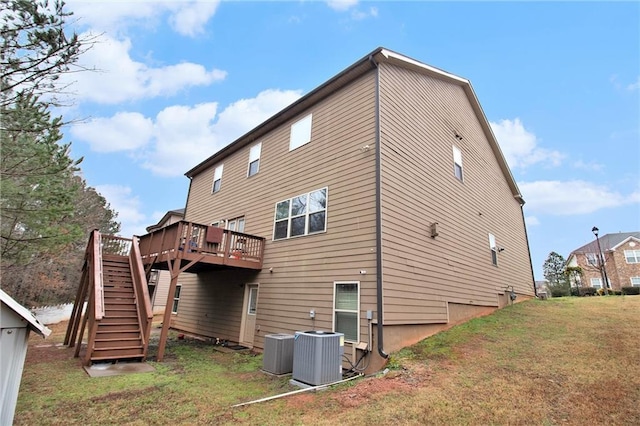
[379,63,533,325]
[180,71,378,348]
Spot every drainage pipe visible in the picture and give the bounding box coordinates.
[230,374,363,408]
[368,53,388,360]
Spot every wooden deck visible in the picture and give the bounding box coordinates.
[137,221,265,273]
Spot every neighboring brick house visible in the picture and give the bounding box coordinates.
[566,232,640,291]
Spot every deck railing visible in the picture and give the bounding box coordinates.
[138,220,265,269]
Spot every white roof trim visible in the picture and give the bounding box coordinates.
[610,236,640,251]
[379,49,469,84]
[0,289,51,337]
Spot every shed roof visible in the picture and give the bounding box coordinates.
[184,47,523,205]
[0,289,51,337]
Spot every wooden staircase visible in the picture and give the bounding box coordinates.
[91,254,145,362]
[65,231,153,365]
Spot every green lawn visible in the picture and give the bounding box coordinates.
[15,296,640,425]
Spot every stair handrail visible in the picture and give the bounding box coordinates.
[130,236,153,355]
[92,230,105,320]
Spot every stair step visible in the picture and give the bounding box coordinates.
[96,331,142,339]
[92,346,145,358]
[95,338,143,349]
[97,325,140,333]
[90,354,145,362]
[100,317,139,325]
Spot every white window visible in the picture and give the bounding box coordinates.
[248,286,258,315]
[585,253,598,266]
[624,250,640,263]
[212,165,224,193]
[248,142,261,177]
[273,188,327,240]
[453,145,463,181]
[172,285,182,313]
[334,281,359,342]
[488,233,497,266]
[289,114,312,151]
[630,277,640,287]
[590,278,602,289]
[226,216,245,233]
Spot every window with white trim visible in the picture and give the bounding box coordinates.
[585,253,598,266]
[334,281,359,342]
[489,233,497,266]
[630,277,640,287]
[226,216,245,233]
[453,145,463,181]
[172,285,182,313]
[212,165,224,193]
[248,142,261,177]
[590,277,602,289]
[624,250,640,263]
[273,188,327,240]
[289,114,312,151]
[248,286,258,315]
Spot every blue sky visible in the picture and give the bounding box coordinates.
[59,1,639,280]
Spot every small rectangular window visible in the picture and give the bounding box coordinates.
[624,250,640,263]
[289,114,313,151]
[590,277,602,289]
[248,286,258,315]
[334,282,359,342]
[488,233,497,266]
[248,142,261,177]
[631,277,640,287]
[586,253,598,266]
[453,146,463,181]
[172,285,182,313]
[212,165,224,193]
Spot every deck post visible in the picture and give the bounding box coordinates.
[156,258,181,361]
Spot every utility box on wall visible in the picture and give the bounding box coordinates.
[292,331,344,386]
[262,333,295,375]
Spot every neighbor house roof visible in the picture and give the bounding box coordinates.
[184,47,524,205]
[569,232,640,256]
[0,289,51,337]
[145,208,185,233]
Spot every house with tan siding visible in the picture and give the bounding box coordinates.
[566,232,640,291]
[159,47,536,372]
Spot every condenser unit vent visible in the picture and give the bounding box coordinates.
[292,331,344,386]
[262,333,295,375]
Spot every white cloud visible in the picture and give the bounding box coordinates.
[326,0,359,11]
[626,76,640,92]
[520,180,639,215]
[525,216,540,226]
[68,1,220,37]
[167,1,220,36]
[71,112,153,152]
[64,33,226,104]
[490,118,564,169]
[95,184,148,237]
[74,89,302,177]
[351,7,378,20]
[573,160,604,172]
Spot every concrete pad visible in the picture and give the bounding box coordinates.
[84,362,155,378]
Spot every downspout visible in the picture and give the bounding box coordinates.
[520,202,537,297]
[369,54,388,359]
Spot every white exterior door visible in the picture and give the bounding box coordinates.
[240,284,258,346]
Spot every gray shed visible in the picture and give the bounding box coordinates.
[1,289,51,425]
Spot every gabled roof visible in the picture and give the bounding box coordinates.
[569,232,640,255]
[145,208,185,233]
[0,289,51,337]
[185,47,524,205]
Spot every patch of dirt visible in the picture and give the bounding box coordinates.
[90,386,161,403]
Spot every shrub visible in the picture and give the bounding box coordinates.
[578,287,598,297]
[550,288,569,298]
[621,286,640,295]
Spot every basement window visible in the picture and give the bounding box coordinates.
[172,285,182,314]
